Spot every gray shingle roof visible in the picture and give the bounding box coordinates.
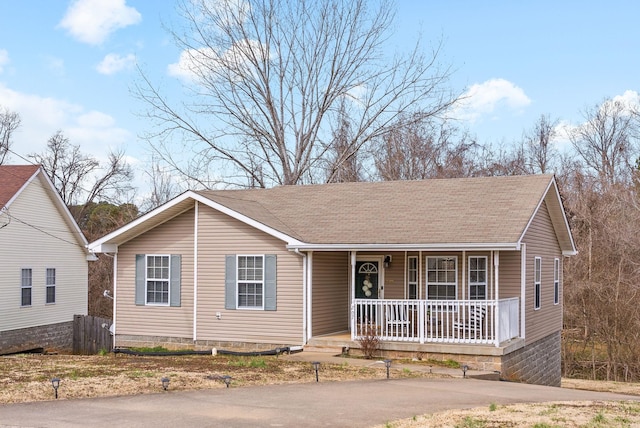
[196,174,556,246]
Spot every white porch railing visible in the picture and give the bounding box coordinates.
[351,298,519,347]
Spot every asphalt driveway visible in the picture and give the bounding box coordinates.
[1,377,638,428]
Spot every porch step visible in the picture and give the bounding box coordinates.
[303,345,346,354]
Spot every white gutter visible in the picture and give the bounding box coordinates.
[287,243,521,252]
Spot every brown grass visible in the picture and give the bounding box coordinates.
[0,353,431,404]
[3,353,640,427]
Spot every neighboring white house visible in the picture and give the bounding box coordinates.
[0,165,91,354]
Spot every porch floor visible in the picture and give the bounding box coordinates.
[307,331,525,358]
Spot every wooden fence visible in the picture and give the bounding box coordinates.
[72,315,113,354]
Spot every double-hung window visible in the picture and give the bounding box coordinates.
[554,258,560,305]
[237,255,264,309]
[46,268,56,304]
[146,255,170,305]
[135,254,181,307]
[534,257,542,310]
[468,256,487,300]
[225,254,277,311]
[427,257,457,300]
[407,256,418,299]
[21,268,32,307]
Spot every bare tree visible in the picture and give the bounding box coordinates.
[523,114,559,174]
[29,131,134,215]
[324,101,360,183]
[136,0,458,188]
[570,98,639,188]
[140,155,182,212]
[0,107,21,165]
[374,115,477,180]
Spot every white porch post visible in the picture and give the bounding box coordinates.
[462,250,466,300]
[305,251,313,343]
[494,251,500,347]
[520,243,526,340]
[350,251,356,340]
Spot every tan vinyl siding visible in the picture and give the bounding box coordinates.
[0,176,87,332]
[498,251,521,300]
[522,200,563,344]
[195,205,304,345]
[311,252,349,336]
[116,208,195,338]
[381,252,406,299]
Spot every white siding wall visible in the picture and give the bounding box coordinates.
[0,175,88,332]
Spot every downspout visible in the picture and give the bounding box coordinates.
[494,251,500,347]
[193,201,199,342]
[112,252,118,349]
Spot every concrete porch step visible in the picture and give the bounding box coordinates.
[303,345,345,354]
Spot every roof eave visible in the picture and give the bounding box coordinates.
[88,191,305,253]
[287,243,521,252]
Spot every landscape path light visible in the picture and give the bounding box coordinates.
[161,377,170,391]
[312,361,320,382]
[462,365,469,378]
[51,377,60,399]
[222,375,232,388]
[384,359,392,379]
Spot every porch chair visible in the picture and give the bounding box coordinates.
[384,304,411,337]
[453,305,486,340]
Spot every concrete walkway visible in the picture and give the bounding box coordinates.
[1,376,639,427]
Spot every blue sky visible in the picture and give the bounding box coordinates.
[1,0,639,194]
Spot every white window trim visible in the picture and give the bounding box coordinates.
[21,268,32,307]
[407,256,418,299]
[145,254,171,306]
[46,267,56,305]
[534,257,542,310]
[237,254,265,310]
[468,256,488,300]
[554,258,560,305]
[426,256,458,300]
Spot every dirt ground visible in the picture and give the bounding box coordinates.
[2,352,640,427]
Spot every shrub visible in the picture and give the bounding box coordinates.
[357,324,380,359]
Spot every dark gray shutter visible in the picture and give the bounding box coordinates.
[264,254,277,311]
[225,255,236,310]
[135,254,145,305]
[170,254,181,307]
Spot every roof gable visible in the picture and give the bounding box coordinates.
[90,174,575,255]
[0,165,89,250]
[0,165,39,209]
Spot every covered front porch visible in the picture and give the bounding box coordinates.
[306,250,524,349]
[352,297,519,346]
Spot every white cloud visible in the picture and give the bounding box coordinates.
[96,53,136,75]
[0,49,9,73]
[58,0,141,45]
[168,47,217,82]
[608,89,640,112]
[168,40,269,82]
[0,83,132,161]
[452,78,532,123]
